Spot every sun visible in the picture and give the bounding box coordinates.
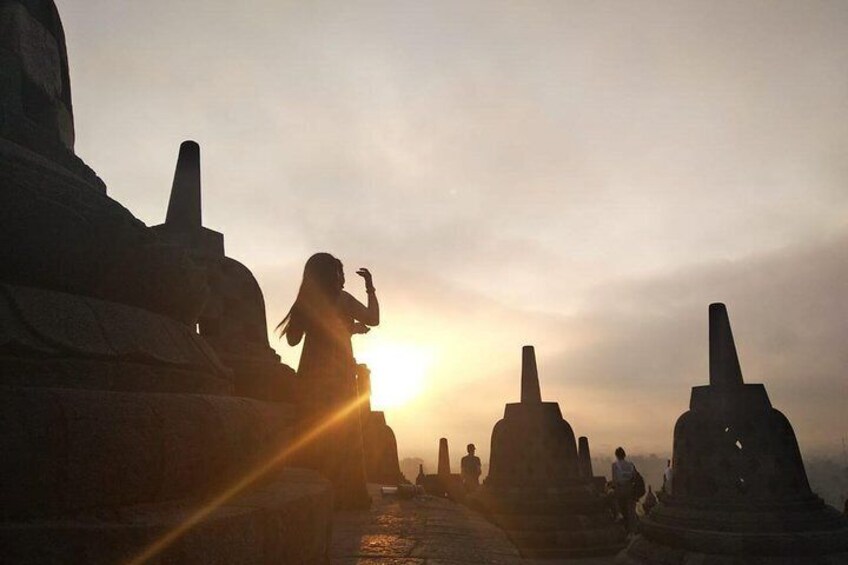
[356,341,433,410]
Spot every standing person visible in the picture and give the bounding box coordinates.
[278,252,379,509]
[662,459,673,496]
[612,447,637,535]
[461,444,482,492]
[642,485,658,515]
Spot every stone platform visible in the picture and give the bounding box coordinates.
[330,484,617,565]
[0,468,333,564]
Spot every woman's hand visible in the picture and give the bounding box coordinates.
[356,268,375,292]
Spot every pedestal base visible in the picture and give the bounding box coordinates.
[617,498,848,565]
[469,483,626,558]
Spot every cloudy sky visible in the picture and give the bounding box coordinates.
[59,1,847,466]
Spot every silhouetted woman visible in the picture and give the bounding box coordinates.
[277,252,378,509]
[278,252,379,381]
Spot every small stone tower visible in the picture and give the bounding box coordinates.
[470,346,625,558]
[618,303,848,564]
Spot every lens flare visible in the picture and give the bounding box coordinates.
[126,393,368,565]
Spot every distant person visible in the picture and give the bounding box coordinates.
[278,253,379,381]
[662,459,673,496]
[612,446,638,534]
[642,485,657,515]
[461,444,482,492]
[416,464,426,486]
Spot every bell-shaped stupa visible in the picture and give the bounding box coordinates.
[618,303,848,564]
[469,346,626,558]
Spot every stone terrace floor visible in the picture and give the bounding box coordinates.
[330,485,616,565]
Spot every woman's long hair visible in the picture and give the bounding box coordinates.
[277,252,341,339]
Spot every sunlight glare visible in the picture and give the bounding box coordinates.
[356,341,433,410]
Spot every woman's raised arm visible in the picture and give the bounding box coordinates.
[338,267,378,327]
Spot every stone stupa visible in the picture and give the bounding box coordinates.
[469,346,626,558]
[421,437,465,499]
[0,2,333,562]
[618,303,848,564]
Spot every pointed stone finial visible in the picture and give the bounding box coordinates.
[438,438,451,476]
[709,303,744,386]
[578,436,594,478]
[521,345,542,403]
[165,140,202,228]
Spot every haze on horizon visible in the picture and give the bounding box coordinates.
[59,1,847,465]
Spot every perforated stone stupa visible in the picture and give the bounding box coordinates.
[469,346,625,558]
[618,303,848,564]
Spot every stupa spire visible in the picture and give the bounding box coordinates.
[165,140,202,228]
[521,345,542,403]
[578,436,594,478]
[438,437,451,476]
[708,303,744,386]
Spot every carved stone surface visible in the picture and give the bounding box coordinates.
[0,385,298,519]
[0,283,232,393]
[0,138,209,324]
[617,304,848,564]
[469,346,625,558]
[0,468,333,565]
[0,0,98,182]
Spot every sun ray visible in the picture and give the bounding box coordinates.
[125,393,368,565]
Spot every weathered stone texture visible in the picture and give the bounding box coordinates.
[0,0,80,170]
[0,386,299,519]
[0,140,208,322]
[0,468,333,565]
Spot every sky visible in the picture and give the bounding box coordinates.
[58,0,847,468]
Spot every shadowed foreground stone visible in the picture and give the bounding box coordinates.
[0,385,299,519]
[617,303,848,564]
[469,346,625,558]
[0,468,333,565]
